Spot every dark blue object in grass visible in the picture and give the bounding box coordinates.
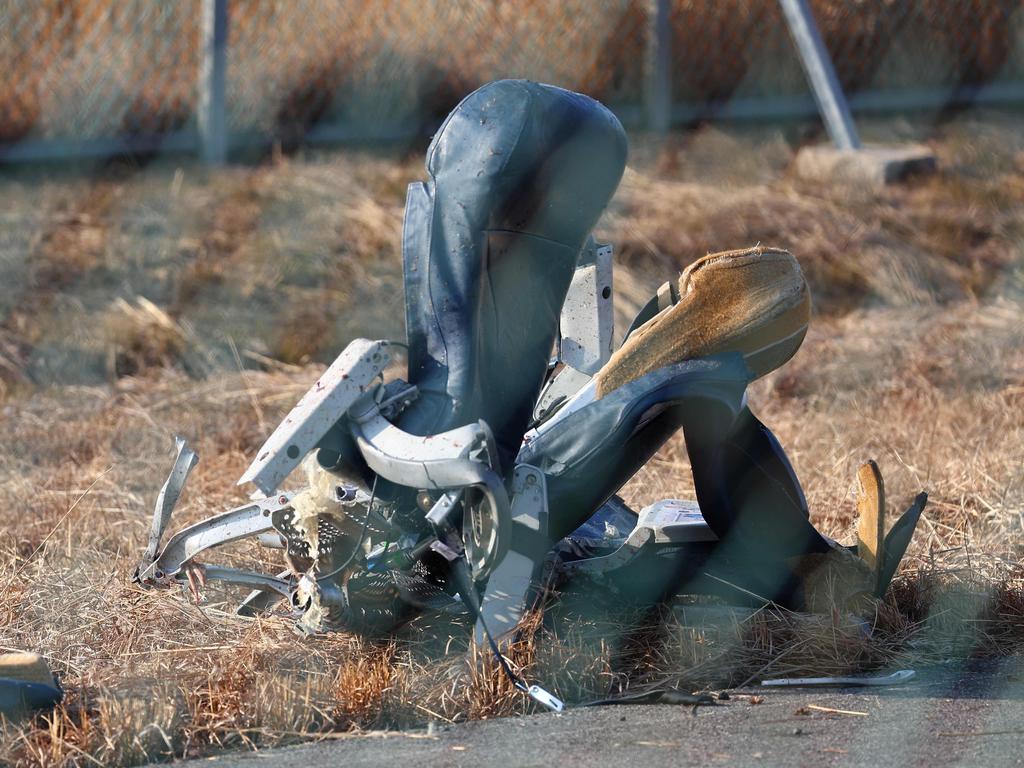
[0,678,62,719]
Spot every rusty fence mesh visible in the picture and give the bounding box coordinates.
[0,1,200,146]
[0,0,1022,158]
[673,0,1024,107]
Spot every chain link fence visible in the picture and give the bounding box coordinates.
[223,0,647,144]
[0,0,1022,161]
[0,1,200,149]
[671,0,1024,117]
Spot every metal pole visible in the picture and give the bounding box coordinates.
[644,0,671,133]
[198,0,228,164]
[778,0,861,150]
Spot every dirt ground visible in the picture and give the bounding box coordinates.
[1,110,1023,766]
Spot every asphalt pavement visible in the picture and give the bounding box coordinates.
[159,657,1024,768]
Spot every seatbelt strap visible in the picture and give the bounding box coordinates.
[449,553,564,713]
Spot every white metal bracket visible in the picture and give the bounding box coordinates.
[535,238,614,421]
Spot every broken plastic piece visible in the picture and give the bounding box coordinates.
[0,680,62,719]
[0,651,56,687]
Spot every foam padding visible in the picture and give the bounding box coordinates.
[856,460,886,577]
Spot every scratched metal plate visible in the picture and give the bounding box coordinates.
[238,338,390,495]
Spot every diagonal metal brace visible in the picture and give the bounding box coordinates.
[137,493,296,584]
[183,566,296,602]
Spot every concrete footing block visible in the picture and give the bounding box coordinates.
[795,144,937,188]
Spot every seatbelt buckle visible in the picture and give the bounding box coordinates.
[527,684,564,713]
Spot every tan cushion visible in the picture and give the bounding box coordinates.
[0,651,55,687]
[595,246,811,398]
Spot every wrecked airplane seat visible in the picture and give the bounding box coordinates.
[134,79,927,712]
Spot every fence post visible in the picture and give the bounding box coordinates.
[198,0,228,164]
[644,0,671,133]
[777,0,861,150]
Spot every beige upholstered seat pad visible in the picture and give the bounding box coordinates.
[595,246,811,398]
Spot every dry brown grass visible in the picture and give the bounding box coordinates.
[0,111,1023,764]
[0,151,413,396]
[0,341,1022,763]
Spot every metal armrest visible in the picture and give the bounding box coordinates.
[350,408,495,490]
[349,401,512,581]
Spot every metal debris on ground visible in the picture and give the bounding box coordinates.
[763,670,916,687]
[586,690,719,707]
[801,704,870,717]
